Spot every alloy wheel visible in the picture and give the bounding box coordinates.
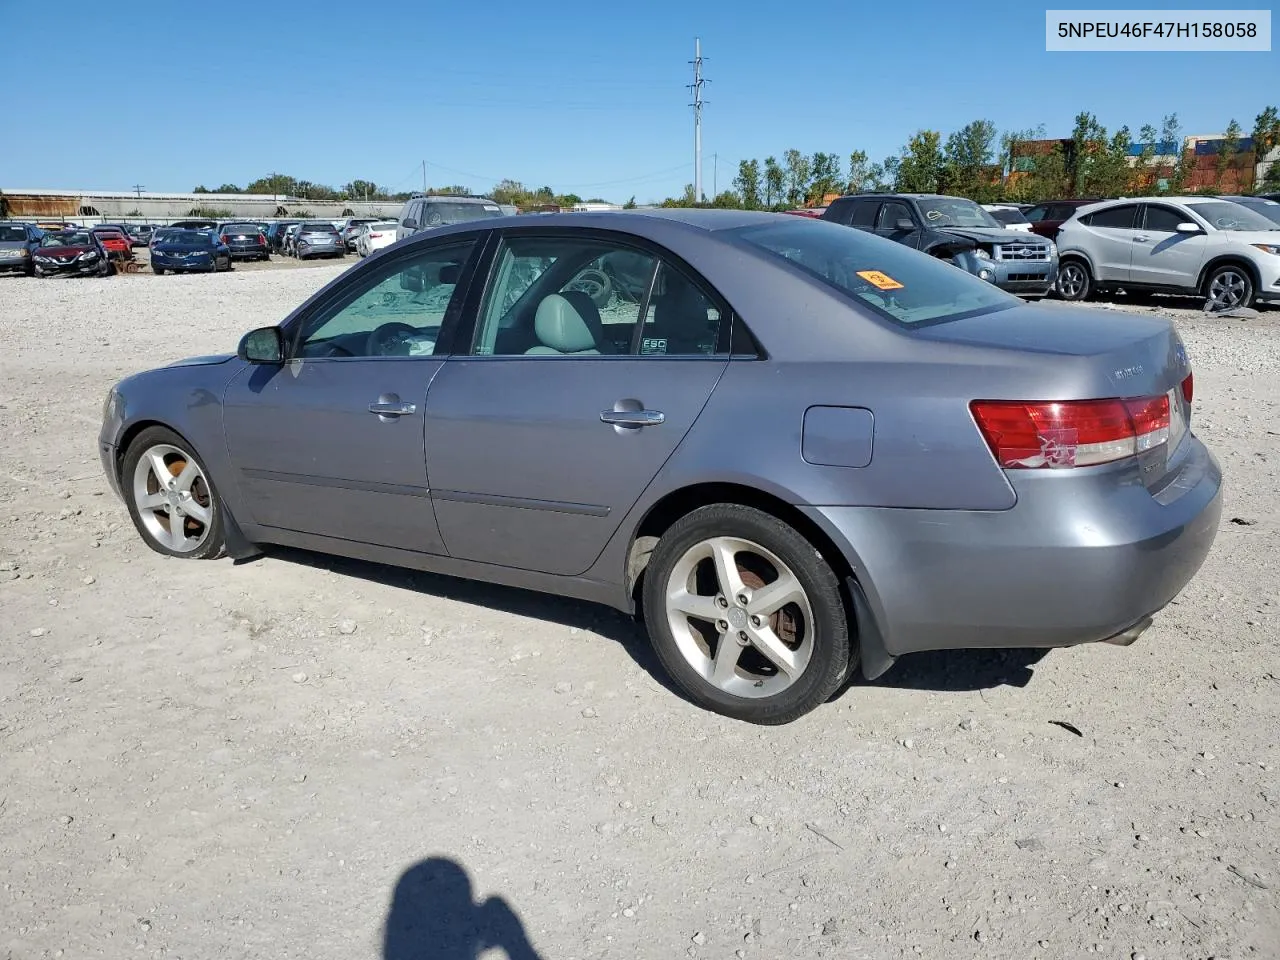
[131,443,214,553]
[1207,269,1249,310]
[664,536,814,699]
[1058,262,1087,299]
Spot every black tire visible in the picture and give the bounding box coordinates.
[1203,263,1254,311]
[153,265,165,275]
[120,426,226,560]
[641,504,852,725]
[98,259,112,278]
[1056,258,1093,301]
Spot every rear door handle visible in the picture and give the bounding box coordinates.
[600,409,665,427]
[1133,235,1150,242]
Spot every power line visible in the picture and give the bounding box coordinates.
[688,38,708,203]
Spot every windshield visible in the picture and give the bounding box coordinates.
[421,201,503,226]
[43,232,91,247]
[0,226,28,242]
[731,218,1016,327]
[987,208,1030,226]
[1186,200,1280,231]
[917,198,1002,228]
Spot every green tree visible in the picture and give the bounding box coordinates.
[807,151,842,205]
[216,183,242,193]
[1069,111,1107,195]
[711,190,742,209]
[782,149,811,207]
[941,119,998,200]
[490,179,526,205]
[879,156,900,190]
[845,150,872,193]
[1161,113,1187,193]
[192,185,210,193]
[342,179,382,200]
[893,130,943,193]
[734,159,763,209]
[1088,126,1134,197]
[1252,106,1280,194]
[763,156,785,208]
[1216,119,1243,192]
[623,196,637,209]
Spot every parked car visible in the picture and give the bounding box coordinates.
[342,218,379,249]
[151,230,232,274]
[125,224,156,247]
[1258,193,1280,203]
[395,194,504,241]
[1054,196,1280,309]
[149,227,181,250]
[1217,194,1280,226]
[170,219,219,231]
[266,220,299,253]
[821,193,1058,296]
[0,222,43,276]
[781,208,825,218]
[32,229,111,277]
[97,210,1220,724]
[982,204,1034,233]
[1021,199,1103,240]
[217,222,271,261]
[91,227,134,261]
[293,221,345,260]
[355,220,399,257]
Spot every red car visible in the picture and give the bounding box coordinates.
[781,208,826,218]
[91,228,134,261]
[1021,199,1103,240]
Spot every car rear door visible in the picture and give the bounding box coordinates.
[421,228,731,577]
[1079,203,1139,282]
[221,233,485,552]
[1127,203,1209,289]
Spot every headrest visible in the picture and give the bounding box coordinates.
[438,263,461,284]
[534,293,600,353]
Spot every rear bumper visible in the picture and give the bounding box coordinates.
[806,435,1222,658]
[226,244,267,258]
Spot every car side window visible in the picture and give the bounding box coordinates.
[472,236,726,358]
[1142,205,1187,233]
[1083,205,1138,229]
[849,201,880,228]
[295,239,476,359]
[824,198,856,225]
[877,201,914,230]
[1023,205,1046,222]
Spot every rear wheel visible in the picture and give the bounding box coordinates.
[641,504,852,725]
[121,426,225,560]
[1204,264,1253,311]
[1056,258,1092,301]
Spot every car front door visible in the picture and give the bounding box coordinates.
[1081,203,1139,282]
[1127,203,1210,289]
[422,229,731,576]
[874,200,922,248]
[221,234,484,552]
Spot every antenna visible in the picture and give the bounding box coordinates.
[688,39,709,203]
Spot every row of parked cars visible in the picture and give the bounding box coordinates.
[803,190,1280,309]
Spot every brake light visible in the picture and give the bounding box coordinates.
[220,234,230,244]
[971,395,1171,469]
[257,234,266,245]
[370,232,383,238]
[1181,372,1193,404]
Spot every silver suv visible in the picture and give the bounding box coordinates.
[395,194,505,242]
[1055,196,1280,309]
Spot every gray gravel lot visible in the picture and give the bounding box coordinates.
[0,267,1277,960]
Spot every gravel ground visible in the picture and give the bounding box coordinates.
[0,268,1277,960]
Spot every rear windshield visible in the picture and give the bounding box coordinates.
[222,223,260,232]
[0,226,27,241]
[301,222,338,231]
[421,201,503,225]
[987,208,1030,226]
[1185,201,1280,232]
[730,218,1016,327]
[161,230,214,245]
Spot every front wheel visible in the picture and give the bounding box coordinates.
[121,426,225,559]
[1204,264,1254,311]
[1056,258,1093,301]
[153,265,165,275]
[641,504,852,724]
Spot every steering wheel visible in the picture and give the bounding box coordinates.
[313,340,355,358]
[366,321,419,357]
[566,268,613,308]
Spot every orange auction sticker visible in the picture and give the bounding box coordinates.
[856,270,904,291]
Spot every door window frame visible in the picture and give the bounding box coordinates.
[279,229,490,361]
[453,226,745,361]
[1140,203,1192,233]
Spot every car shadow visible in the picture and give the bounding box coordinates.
[383,856,544,960]
[832,647,1050,701]
[260,546,684,699]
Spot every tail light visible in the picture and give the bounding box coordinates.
[220,234,230,244]
[370,232,383,238]
[257,234,266,245]
[971,395,1171,469]
[1181,372,1193,404]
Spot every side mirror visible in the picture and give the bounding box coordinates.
[403,218,418,230]
[1175,222,1202,233]
[237,326,285,364]
[894,218,915,231]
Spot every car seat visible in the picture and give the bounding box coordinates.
[525,292,613,355]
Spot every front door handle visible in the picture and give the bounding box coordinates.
[369,398,417,418]
[1133,235,1150,242]
[600,409,664,427]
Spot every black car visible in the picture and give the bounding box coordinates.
[217,222,271,261]
[821,192,1059,296]
[151,230,233,274]
[265,220,299,253]
[170,219,219,231]
[31,230,112,277]
[0,222,43,276]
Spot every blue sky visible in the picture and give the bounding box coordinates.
[3,0,1275,203]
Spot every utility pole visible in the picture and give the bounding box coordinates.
[130,184,145,224]
[688,38,708,204]
[422,160,428,195]
[713,153,717,198]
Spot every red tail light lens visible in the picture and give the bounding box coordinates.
[1181,372,1193,404]
[971,395,1171,469]
[220,234,230,244]
[257,234,266,245]
[370,232,383,238]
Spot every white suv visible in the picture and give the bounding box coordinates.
[1054,196,1280,309]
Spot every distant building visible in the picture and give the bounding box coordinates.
[571,202,622,212]
[0,188,402,223]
